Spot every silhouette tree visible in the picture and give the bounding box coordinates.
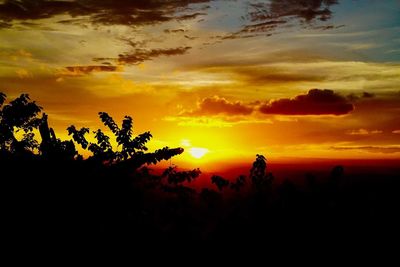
[230,175,246,192]
[68,112,184,168]
[159,166,201,201]
[0,93,42,154]
[331,165,344,179]
[162,166,201,185]
[39,113,77,160]
[250,154,274,191]
[211,175,230,191]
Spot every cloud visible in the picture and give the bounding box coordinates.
[164,115,271,128]
[59,65,121,76]
[362,92,375,98]
[392,130,400,134]
[119,47,191,65]
[16,68,32,78]
[164,29,187,33]
[188,64,327,86]
[0,0,211,27]
[259,89,354,115]
[0,20,11,28]
[248,0,338,23]
[94,47,192,65]
[346,129,383,136]
[347,91,375,101]
[224,0,339,39]
[331,146,400,154]
[223,20,286,39]
[165,96,262,127]
[183,96,254,116]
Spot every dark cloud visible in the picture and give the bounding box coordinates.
[260,89,354,115]
[93,46,191,65]
[248,0,338,23]
[347,91,375,101]
[312,24,345,30]
[183,96,254,116]
[239,19,286,33]
[362,92,375,98]
[61,65,120,76]
[222,20,286,39]
[224,0,339,39]
[0,0,211,27]
[115,46,192,65]
[331,146,400,154]
[176,12,206,21]
[164,29,187,33]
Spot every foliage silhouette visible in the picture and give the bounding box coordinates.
[0,93,42,154]
[2,92,399,243]
[211,175,230,191]
[250,154,274,191]
[230,175,246,192]
[67,112,183,167]
[40,113,77,160]
[162,166,201,185]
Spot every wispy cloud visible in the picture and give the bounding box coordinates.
[182,96,254,116]
[0,0,211,27]
[58,65,121,77]
[224,0,339,39]
[332,145,400,154]
[346,129,383,136]
[93,47,192,65]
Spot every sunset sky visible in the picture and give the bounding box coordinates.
[1,0,399,168]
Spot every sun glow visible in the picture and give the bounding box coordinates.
[189,147,209,159]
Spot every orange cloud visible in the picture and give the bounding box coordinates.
[16,68,32,79]
[347,129,383,136]
[332,146,400,154]
[183,96,254,116]
[59,65,121,77]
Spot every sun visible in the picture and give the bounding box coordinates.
[189,147,209,159]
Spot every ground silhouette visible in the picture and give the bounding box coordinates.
[1,93,400,243]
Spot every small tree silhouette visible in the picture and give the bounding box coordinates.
[211,175,230,191]
[331,165,344,179]
[230,175,246,192]
[250,154,274,191]
[162,166,201,185]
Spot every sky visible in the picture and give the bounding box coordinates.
[1,0,400,168]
